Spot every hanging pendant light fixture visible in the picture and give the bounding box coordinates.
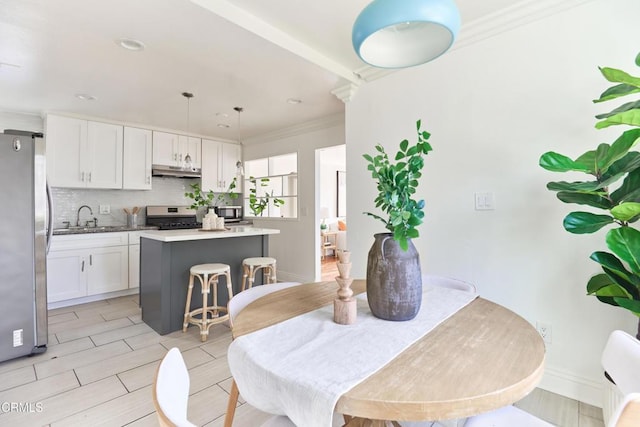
[234,106,245,176]
[352,0,461,69]
[182,92,194,171]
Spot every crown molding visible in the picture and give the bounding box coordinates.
[244,113,344,145]
[331,0,596,103]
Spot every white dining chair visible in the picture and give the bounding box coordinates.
[153,347,197,427]
[601,330,640,426]
[224,282,301,427]
[422,274,476,293]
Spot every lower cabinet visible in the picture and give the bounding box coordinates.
[47,232,131,303]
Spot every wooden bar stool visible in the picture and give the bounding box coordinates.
[183,263,233,342]
[241,257,277,291]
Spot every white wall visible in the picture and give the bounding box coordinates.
[319,144,346,221]
[346,0,640,406]
[244,115,345,283]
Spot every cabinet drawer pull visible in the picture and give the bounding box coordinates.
[81,171,85,181]
[90,254,93,266]
[81,260,85,272]
[88,172,92,182]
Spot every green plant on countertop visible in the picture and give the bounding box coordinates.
[185,178,239,210]
[248,176,284,216]
[539,51,640,336]
[363,119,433,251]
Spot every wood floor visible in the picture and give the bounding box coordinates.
[0,294,605,426]
[322,254,340,281]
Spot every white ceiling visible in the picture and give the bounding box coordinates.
[0,0,521,141]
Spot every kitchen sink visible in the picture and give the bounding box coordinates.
[53,225,130,234]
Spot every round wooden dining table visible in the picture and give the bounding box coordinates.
[231,280,546,425]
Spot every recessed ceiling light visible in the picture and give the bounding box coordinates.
[217,124,230,129]
[116,38,145,51]
[287,98,302,105]
[75,93,97,101]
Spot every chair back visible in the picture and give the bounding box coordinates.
[228,282,301,329]
[611,393,640,427]
[422,274,476,293]
[602,330,640,426]
[153,347,196,427]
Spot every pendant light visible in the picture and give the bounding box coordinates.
[234,106,245,176]
[182,92,194,171]
[352,0,461,68]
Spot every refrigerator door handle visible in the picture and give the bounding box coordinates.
[46,182,53,254]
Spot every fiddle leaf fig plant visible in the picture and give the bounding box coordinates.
[539,51,640,323]
[248,176,284,217]
[185,178,239,210]
[363,119,433,251]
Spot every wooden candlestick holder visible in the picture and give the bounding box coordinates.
[334,250,356,325]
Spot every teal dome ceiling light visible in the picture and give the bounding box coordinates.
[352,0,461,68]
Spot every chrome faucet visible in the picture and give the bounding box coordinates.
[76,205,93,227]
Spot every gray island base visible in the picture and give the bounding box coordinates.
[139,227,280,335]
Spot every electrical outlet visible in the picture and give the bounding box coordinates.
[536,322,552,344]
[99,204,110,214]
[13,329,23,347]
[474,192,495,210]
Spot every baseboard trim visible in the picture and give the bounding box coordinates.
[538,365,603,407]
[47,288,139,310]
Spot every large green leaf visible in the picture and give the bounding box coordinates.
[596,101,640,119]
[593,84,640,103]
[556,191,612,209]
[606,227,640,273]
[590,251,635,284]
[613,297,640,316]
[539,151,594,173]
[587,273,615,294]
[599,129,640,171]
[612,168,640,204]
[600,152,640,189]
[611,202,640,222]
[599,67,640,87]
[563,212,614,234]
[596,109,640,129]
[547,181,604,192]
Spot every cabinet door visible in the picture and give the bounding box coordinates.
[178,135,201,169]
[46,115,87,187]
[123,127,152,190]
[46,249,87,302]
[128,244,140,290]
[152,131,179,166]
[220,142,241,191]
[86,121,123,189]
[200,138,221,192]
[87,246,129,295]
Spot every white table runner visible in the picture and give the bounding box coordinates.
[228,285,478,427]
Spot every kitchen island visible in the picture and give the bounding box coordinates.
[139,227,280,335]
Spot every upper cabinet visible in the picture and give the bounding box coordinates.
[46,115,123,189]
[123,127,152,190]
[152,131,201,169]
[201,139,242,193]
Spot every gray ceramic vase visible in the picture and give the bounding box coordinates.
[366,233,422,321]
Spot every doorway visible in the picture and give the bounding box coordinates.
[316,145,346,281]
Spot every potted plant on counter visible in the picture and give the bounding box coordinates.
[362,119,434,321]
[185,178,239,219]
[539,51,640,338]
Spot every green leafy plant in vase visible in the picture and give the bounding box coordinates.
[185,178,239,216]
[248,177,284,217]
[539,52,640,337]
[362,119,433,321]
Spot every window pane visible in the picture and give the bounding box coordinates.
[282,174,297,196]
[245,158,268,178]
[264,176,282,197]
[269,153,297,176]
[271,197,297,218]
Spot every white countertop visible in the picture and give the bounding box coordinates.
[139,227,280,242]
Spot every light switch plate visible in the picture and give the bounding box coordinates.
[99,205,110,214]
[474,192,495,210]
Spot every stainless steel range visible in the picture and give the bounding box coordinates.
[146,206,200,230]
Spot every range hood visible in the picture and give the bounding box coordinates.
[151,164,201,178]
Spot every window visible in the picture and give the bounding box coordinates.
[244,153,298,218]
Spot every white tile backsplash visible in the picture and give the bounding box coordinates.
[51,177,200,228]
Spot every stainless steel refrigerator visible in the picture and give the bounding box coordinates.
[0,130,50,362]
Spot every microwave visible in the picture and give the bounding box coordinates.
[214,205,243,223]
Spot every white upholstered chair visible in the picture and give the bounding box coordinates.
[224,282,301,427]
[601,330,640,426]
[422,274,476,294]
[153,347,197,427]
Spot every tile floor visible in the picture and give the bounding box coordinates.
[0,295,605,427]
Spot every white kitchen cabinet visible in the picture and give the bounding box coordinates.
[201,139,241,193]
[123,127,152,190]
[47,233,129,303]
[128,231,143,290]
[153,131,201,169]
[46,115,123,189]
